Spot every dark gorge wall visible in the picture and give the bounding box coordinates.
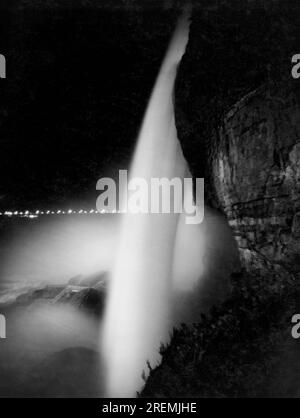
[211,83,300,280]
[175,1,300,281]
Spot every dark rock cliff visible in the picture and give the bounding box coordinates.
[211,83,300,280]
[175,1,300,280]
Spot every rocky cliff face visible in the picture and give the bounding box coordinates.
[211,83,300,280]
[174,1,300,282]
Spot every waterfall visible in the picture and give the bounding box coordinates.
[102,10,191,398]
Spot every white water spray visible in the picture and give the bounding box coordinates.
[102,11,191,397]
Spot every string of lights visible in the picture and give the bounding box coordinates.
[0,209,120,218]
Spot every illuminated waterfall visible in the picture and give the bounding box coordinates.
[102,11,191,397]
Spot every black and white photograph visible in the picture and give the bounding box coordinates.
[0,0,300,402]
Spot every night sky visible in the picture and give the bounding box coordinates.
[1,0,298,211]
[0,1,178,211]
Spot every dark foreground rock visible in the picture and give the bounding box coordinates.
[141,271,295,398]
[0,271,108,316]
[54,286,106,317]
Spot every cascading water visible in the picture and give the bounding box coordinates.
[102,10,192,397]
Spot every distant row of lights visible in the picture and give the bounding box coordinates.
[0,209,118,218]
